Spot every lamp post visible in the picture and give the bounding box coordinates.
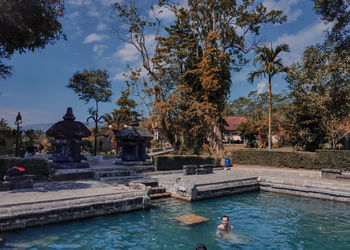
[86,102,105,156]
[15,112,22,157]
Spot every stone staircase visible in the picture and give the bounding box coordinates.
[93,166,140,181]
[130,179,171,200]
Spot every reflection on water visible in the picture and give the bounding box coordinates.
[2,192,350,249]
[216,230,251,245]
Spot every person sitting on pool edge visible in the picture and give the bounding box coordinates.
[217,215,233,230]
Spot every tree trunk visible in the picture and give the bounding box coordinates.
[94,100,98,156]
[268,75,272,151]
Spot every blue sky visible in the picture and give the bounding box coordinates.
[0,0,331,127]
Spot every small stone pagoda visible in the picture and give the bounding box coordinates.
[115,115,153,166]
[46,107,92,169]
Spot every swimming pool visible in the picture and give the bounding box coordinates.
[2,191,350,249]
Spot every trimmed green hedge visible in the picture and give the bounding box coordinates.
[0,157,53,180]
[153,155,220,171]
[228,150,350,170]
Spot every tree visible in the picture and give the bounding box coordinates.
[113,0,286,153]
[67,69,112,156]
[287,43,350,150]
[313,0,350,49]
[105,88,138,128]
[237,120,258,148]
[0,0,65,78]
[248,44,290,151]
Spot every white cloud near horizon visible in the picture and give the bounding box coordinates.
[0,107,56,127]
[83,33,107,44]
[273,20,331,65]
[263,0,302,23]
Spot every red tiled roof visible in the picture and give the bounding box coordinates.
[224,116,247,131]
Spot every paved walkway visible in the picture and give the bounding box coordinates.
[2,165,350,208]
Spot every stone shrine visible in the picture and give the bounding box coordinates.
[114,115,153,166]
[46,107,91,169]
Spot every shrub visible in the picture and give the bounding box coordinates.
[0,157,53,180]
[227,150,350,170]
[153,155,220,171]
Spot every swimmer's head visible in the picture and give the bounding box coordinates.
[221,216,229,227]
[196,244,207,250]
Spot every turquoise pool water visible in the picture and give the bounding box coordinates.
[2,191,350,249]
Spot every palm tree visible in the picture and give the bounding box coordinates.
[248,44,290,151]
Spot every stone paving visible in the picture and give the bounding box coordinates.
[1,163,350,231]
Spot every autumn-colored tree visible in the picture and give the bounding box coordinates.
[113,0,286,153]
[249,44,290,151]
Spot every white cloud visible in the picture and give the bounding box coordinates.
[87,6,100,17]
[257,81,267,94]
[93,44,108,56]
[68,0,83,6]
[112,72,128,81]
[149,5,175,22]
[67,11,80,20]
[114,43,140,62]
[273,20,331,65]
[114,34,156,62]
[97,22,107,31]
[83,33,107,44]
[112,67,149,81]
[263,0,302,23]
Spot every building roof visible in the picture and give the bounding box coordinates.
[224,116,247,131]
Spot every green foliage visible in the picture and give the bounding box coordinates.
[0,157,53,180]
[226,91,291,121]
[228,150,350,170]
[286,43,350,150]
[153,155,220,171]
[0,0,64,78]
[249,43,290,151]
[105,87,138,127]
[67,69,112,104]
[237,120,258,148]
[313,0,350,49]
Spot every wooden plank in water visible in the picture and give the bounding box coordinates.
[174,213,210,225]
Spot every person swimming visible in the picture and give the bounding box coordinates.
[217,215,233,230]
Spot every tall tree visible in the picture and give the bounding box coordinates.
[287,43,350,150]
[67,69,112,156]
[249,44,290,151]
[0,0,65,78]
[114,0,286,153]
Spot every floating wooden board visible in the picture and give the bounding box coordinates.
[174,213,210,225]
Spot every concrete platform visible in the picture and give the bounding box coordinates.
[0,180,150,232]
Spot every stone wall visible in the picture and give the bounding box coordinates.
[0,194,150,232]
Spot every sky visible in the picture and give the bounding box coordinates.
[0,0,331,128]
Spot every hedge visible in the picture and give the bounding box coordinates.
[228,150,350,170]
[0,157,53,180]
[153,155,220,171]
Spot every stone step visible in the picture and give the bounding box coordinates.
[98,176,144,182]
[151,186,166,194]
[150,192,171,199]
[94,169,136,180]
[131,179,159,187]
